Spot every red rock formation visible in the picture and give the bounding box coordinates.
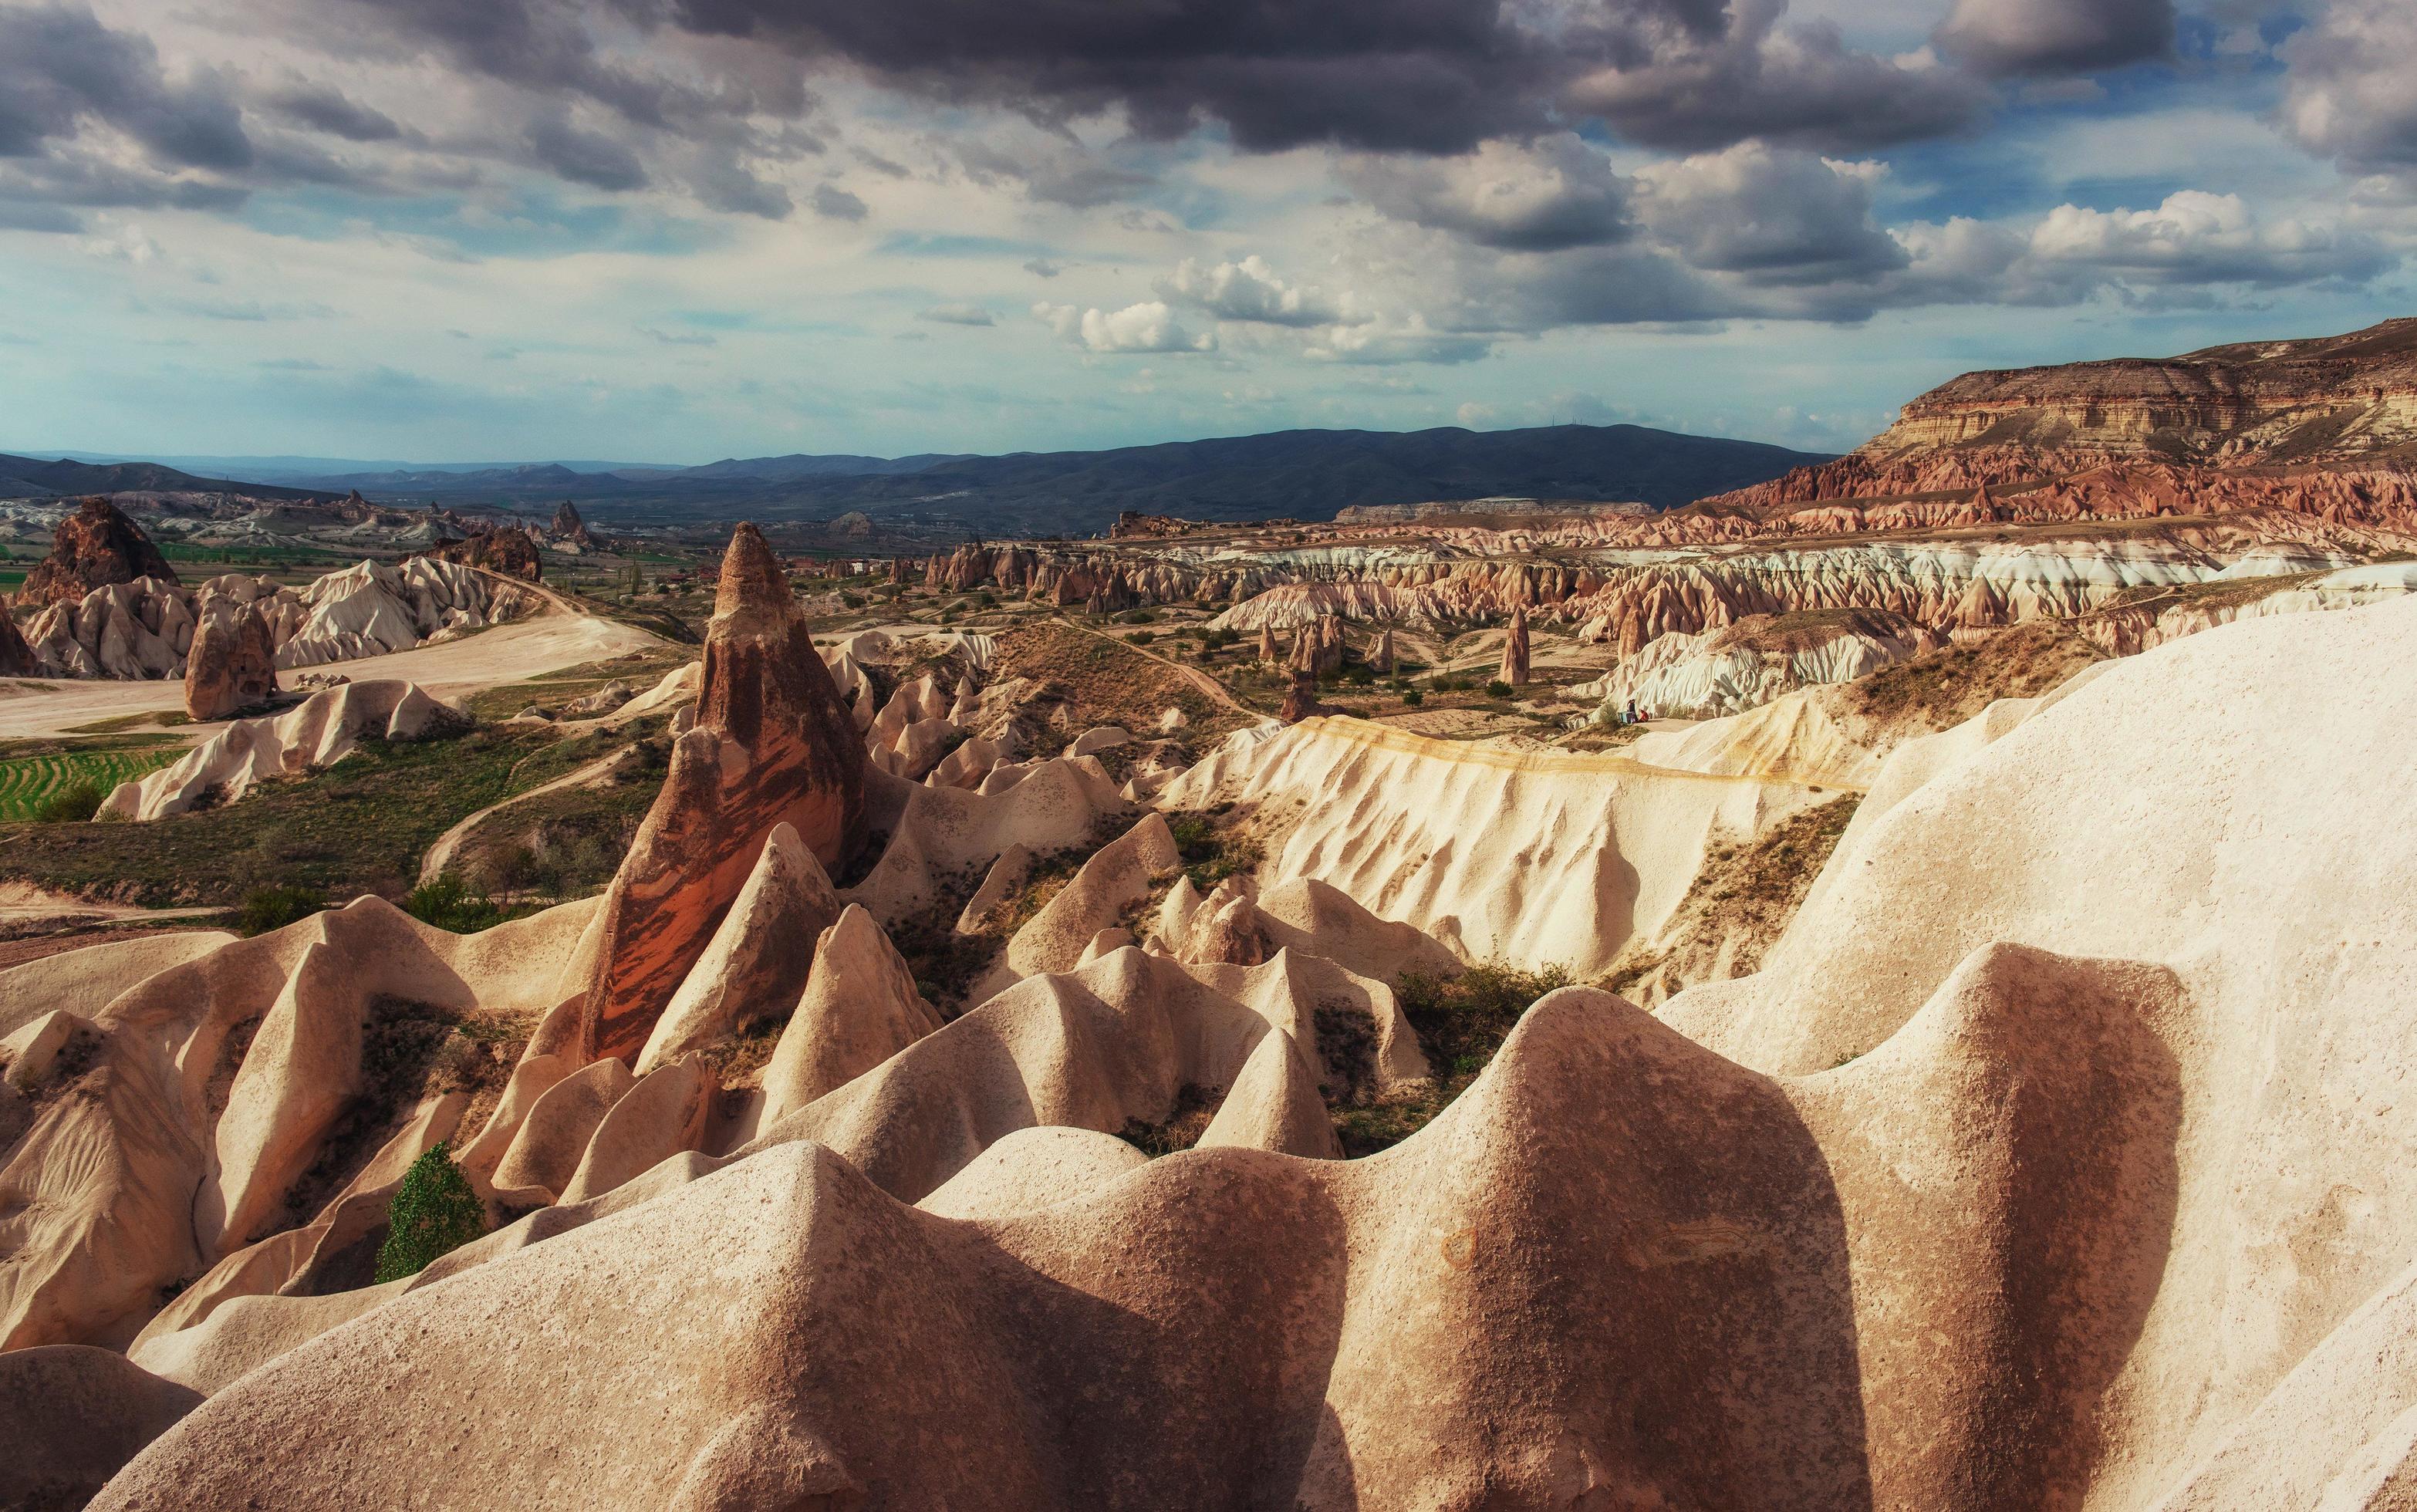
[549,501,599,549]
[1279,668,1320,724]
[577,523,867,1065]
[1108,510,1196,539]
[1367,627,1395,675]
[430,527,544,582]
[1257,625,1280,664]
[1498,605,1530,685]
[183,603,278,721]
[15,498,178,607]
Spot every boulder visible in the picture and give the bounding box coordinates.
[576,523,868,1065]
[183,601,279,721]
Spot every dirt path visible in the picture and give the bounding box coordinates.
[1055,615,1255,717]
[418,746,637,884]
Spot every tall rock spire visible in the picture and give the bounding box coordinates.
[576,523,868,1065]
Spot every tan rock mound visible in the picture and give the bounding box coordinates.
[633,824,841,1073]
[999,812,1182,980]
[576,523,867,1065]
[102,680,451,821]
[0,894,596,1349]
[754,904,943,1132]
[0,1345,200,1507]
[182,599,278,721]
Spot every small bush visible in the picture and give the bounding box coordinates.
[1485,680,1514,700]
[1127,630,1155,645]
[373,1143,486,1282]
[1401,688,1424,707]
[32,780,103,824]
[403,872,511,933]
[238,883,328,937]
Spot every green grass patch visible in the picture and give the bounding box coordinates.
[0,724,614,907]
[1328,962,1572,1157]
[0,746,181,822]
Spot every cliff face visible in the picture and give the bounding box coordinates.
[1709,318,2417,518]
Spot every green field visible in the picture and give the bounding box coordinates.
[0,747,182,821]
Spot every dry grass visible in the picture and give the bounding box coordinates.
[1840,620,2105,731]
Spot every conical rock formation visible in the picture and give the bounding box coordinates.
[1498,603,1530,685]
[634,824,841,1073]
[756,905,943,1128]
[576,524,866,1065]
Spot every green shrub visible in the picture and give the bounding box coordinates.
[1127,630,1155,645]
[1401,688,1424,707]
[238,883,328,936]
[1485,680,1514,700]
[403,872,511,933]
[32,779,104,824]
[373,1143,486,1283]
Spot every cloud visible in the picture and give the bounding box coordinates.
[1933,0,2173,78]
[1023,258,1064,278]
[1035,300,1214,353]
[641,326,720,346]
[1564,2,1980,154]
[1156,256,1341,326]
[525,111,649,191]
[260,80,402,142]
[2019,191,2391,289]
[1635,145,1906,286]
[917,303,996,326]
[0,4,253,169]
[2277,0,2417,183]
[1340,136,1632,251]
[812,182,868,221]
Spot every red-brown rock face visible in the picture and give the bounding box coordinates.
[578,523,867,1065]
[15,498,178,607]
[430,527,544,582]
[1280,667,1320,724]
[183,603,278,721]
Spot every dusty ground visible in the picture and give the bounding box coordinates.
[0,606,663,741]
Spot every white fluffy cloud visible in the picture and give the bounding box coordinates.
[1155,256,1342,327]
[1033,300,1214,353]
[2278,0,2417,185]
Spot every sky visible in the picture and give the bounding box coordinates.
[0,0,2412,465]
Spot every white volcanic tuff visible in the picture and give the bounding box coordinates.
[1571,613,1937,720]
[2083,559,2417,656]
[1160,717,1821,977]
[1655,593,2417,1507]
[1564,537,2228,653]
[14,559,539,680]
[100,681,450,821]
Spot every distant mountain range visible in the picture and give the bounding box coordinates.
[0,452,332,503]
[4,424,1831,534]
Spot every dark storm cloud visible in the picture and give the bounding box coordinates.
[525,112,650,191]
[812,182,867,221]
[1933,0,2175,77]
[0,4,253,168]
[262,81,404,143]
[1565,2,1979,154]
